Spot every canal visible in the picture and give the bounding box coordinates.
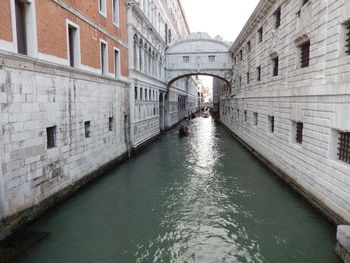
[17,117,340,263]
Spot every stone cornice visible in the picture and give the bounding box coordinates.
[230,0,277,53]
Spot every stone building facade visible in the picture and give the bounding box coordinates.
[221,0,350,223]
[0,0,130,234]
[126,0,198,148]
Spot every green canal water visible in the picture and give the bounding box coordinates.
[18,117,340,263]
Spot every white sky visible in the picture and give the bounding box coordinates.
[180,0,260,91]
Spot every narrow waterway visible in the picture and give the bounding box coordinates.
[18,117,340,263]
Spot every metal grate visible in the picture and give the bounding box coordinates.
[47,126,56,149]
[346,23,350,56]
[296,122,303,144]
[300,41,310,68]
[338,132,350,164]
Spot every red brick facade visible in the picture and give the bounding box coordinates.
[0,0,128,77]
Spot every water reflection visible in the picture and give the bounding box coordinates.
[17,117,340,263]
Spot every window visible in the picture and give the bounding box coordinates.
[67,23,80,68]
[302,0,310,6]
[257,66,261,81]
[239,76,242,87]
[246,72,250,84]
[237,109,240,120]
[258,27,263,43]
[345,23,350,56]
[338,132,350,164]
[300,40,310,68]
[208,55,215,63]
[268,116,275,133]
[109,117,113,132]
[295,122,304,144]
[140,88,143,100]
[145,89,148,100]
[244,111,247,122]
[15,0,27,55]
[247,41,251,53]
[84,121,91,138]
[47,126,57,149]
[272,56,279,76]
[183,56,189,63]
[135,86,138,100]
[239,50,243,61]
[254,113,258,126]
[100,41,107,75]
[99,0,107,16]
[112,0,120,25]
[149,90,151,100]
[114,49,120,78]
[274,7,281,29]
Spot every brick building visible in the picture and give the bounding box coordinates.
[0,0,130,235]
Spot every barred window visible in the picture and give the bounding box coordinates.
[272,57,279,76]
[274,7,281,29]
[300,40,310,68]
[85,121,91,138]
[257,66,261,81]
[296,122,303,144]
[109,117,113,132]
[258,27,263,43]
[208,55,215,63]
[254,113,258,126]
[338,132,350,164]
[47,126,57,149]
[183,56,189,63]
[269,116,275,133]
[345,23,350,56]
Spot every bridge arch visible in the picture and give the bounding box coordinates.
[165,32,233,87]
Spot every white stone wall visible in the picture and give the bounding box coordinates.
[0,52,129,219]
[222,0,350,223]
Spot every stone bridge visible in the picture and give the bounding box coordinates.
[165,33,233,87]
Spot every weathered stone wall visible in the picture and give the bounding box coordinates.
[0,52,129,221]
[222,0,350,223]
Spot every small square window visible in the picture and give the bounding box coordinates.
[47,126,57,149]
[208,55,215,63]
[85,121,91,138]
[268,116,275,133]
[338,132,350,164]
[254,113,258,126]
[183,56,189,63]
[109,117,113,131]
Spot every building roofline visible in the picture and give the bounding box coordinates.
[230,0,275,53]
